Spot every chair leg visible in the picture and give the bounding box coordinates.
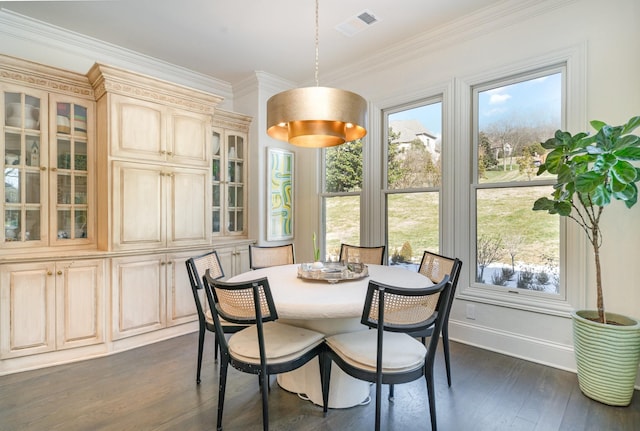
[260,371,269,431]
[196,327,205,384]
[442,327,452,387]
[425,367,438,431]
[375,376,382,431]
[214,335,219,361]
[217,357,229,431]
[388,384,394,401]
[321,353,331,415]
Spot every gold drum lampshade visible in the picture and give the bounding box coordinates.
[266,86,367,148]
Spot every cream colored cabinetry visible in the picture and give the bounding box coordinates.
[1,57,95,249]
[111,250,199,340]
[108,94,210,167]
[215,241,251,278]
[211,109,251,238]
[111,161,209,251]
[0,259,105,359]
[88,63,222,252]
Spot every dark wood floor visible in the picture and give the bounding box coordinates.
[1,332,638,431]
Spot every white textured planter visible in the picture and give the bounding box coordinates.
[572,310,640,406]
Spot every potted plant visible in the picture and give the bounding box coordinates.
[533,116,640,406]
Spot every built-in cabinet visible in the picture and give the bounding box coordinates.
[211,110,251,238]
[0,55,254,375]
[0,259,105,359]
[1,62,95,249]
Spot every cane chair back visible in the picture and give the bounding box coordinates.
[339,244,386,265]
[249,244,295,269]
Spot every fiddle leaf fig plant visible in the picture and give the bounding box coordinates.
[533,116,640,324]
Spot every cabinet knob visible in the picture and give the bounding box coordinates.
[51,167,57,172]
[167,151,173,156]
[168,261,173,265]
[47,271,53,276]
[40,166,46,171]
[161,261,166,266]
[57,270,63,275]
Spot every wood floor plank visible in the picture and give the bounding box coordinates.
[1,332,638,431]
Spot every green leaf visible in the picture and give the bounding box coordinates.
[622,116,640,134]
[532,197,555,211]
[575,171,605,193]
[555,201,572,216]
[614,146,640,160]
[615,134,640,150]
[612,183,637,202]
[611,160,638,184]
[543,148,565,173]
[623,183,638,208]
[610,174,627,193]
[590,119,607,131]
[593,153,617,173]
[591,184,611,206]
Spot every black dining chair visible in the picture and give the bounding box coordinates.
[185,250,247,383]
[202,271,326,431]
[249,243,295,269]
[322,275,452,431]
[339,243,386,265]
[410,252,463,387]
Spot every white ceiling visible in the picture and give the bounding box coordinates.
[0,0,502,85]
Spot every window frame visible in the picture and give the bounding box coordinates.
[454,45,588,316]
[382,96,444,264]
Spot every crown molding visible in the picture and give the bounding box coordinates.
[0,9,233,102]
[322,0,578,85]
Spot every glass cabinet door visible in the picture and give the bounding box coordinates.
[52,101,90,243]
[211,128,246,237]
[211,129,222,235]
[3,90,46,245]
[226,133,244,234]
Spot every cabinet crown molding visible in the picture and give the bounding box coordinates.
[87,63,223,115]
[0,54,93,99]
[213,108,252,132]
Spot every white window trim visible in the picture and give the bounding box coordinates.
[454,43,588,317]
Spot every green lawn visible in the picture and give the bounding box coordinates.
[326,176,558,267]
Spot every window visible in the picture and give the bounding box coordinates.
[384,100,442,267]
[472,68,563,296]
[322,140,362,261]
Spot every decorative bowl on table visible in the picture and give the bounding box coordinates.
[298,261,368,283]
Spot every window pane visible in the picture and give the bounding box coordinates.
[388,103,442,189]
[474,69,563,296]
[324,140,362,193]
[324,195,360,261]
[476,186,560,293]
[388,192,439,267]
[477,73,561,184]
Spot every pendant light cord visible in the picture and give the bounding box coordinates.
[314,0,320,87]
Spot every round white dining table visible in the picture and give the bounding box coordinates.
[227,263,433,408]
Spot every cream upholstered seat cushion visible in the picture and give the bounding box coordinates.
[229,322,324,365]
[325,330,427,374]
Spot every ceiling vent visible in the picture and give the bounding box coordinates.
[336,10,379,37]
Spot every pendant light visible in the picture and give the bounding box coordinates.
[266,0,367,148]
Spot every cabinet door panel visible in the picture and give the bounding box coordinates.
[112,162,164,250]
[112,96,164,161]
[166,251,199,326]
[0,263,55,358]
[171,113,209,166]
[56,260,104,349]
[112,255,165,340]
[168,167,209,247]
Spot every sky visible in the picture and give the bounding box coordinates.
[388,71,562,137]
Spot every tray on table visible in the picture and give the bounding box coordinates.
[297,262,368,283]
